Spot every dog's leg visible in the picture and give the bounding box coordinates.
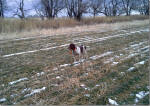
[79,54,81,62]
[72,51,76,62]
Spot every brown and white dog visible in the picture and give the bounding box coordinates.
[68,43,88,62]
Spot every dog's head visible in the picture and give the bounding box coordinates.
[68,43,76,51]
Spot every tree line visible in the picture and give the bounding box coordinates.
[0,0,149,20]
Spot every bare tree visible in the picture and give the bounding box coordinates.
[136,0,149,15]
[0,0,7,18]
[101,0,122,16]
[110,0,121,16]
[121,0,136,16]
[65,0,88,20]
[74,0,88,20]
[89,0,103,17]
[101,0,112,16]
[33,0,46,20]
[13,0,26,19]
[65,0,74,18]
[40,0,64,19]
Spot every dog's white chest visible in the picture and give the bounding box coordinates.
[75,46,81,55]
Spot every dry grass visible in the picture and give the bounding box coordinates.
[0,15,148,33]
[0,18,149,105]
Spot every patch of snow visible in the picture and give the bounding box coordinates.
[22,88,31,93]
[10,94,18,98]
[130,41,146,48]
[136,91,149,99]
[0,98,6,102]
[120,72,125,76]
[140,45,149,51]
[142,48,149,53]
[108,98,118,105]
[95,84,100,87]
[2,43,69,58]
[73,62,81,66]
[56,76,61,79]
[127,67,135,72]
[84,94,90,97]
[53,67,58,71]
[37,72,45,76]
[60,64,70,67]
[24,87,46,97]
[83,73,88,76]
[80,84,85,87]
[111,62,119,66]
[134,60,146,68]
[135,98,139,103]
[73,59,85,66]
[134,91,149,103]
[128,53,139,58]
[9,78,28,85]
[137,61,145,65]
[51,84,59,87]
[147,86,149,90]
[104,57,114,64]
[115,55,120,58]
[84,87,91,91]
[113,78,116,81]
[90,51,113,60]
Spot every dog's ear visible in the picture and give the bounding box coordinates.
[69,44,76,51]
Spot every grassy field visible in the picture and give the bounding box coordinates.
[0,19,149,105]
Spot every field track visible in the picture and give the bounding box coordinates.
[0,21,149,105]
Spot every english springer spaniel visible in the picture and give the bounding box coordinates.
[68,43,88,62]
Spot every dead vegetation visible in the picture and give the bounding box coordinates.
[0,15,148,34]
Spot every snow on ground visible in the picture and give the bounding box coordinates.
[24,87,46,97]
[0,98,7,103]
[111,62,119,66]
[80,84,85,87]
[60,64,71,68]
[2,43,70,58]
[127,67,136,72]
[95,84,100,87]
[84,94,90,97]
[73,59,85,66]
[134,61,146,68]
[56,76,61,79]
[37,72,45,76]
[90,51,113,60]
[22,88,31,93]
[108,98,118,105]
[136,61,145,65]
[10,94,18,98]
[49,40,149,73]
[130,41,146,48]
[2,28,149,58]
[135,91,149,103]
[9,78,28,85]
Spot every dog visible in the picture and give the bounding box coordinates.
[68,43,88,62]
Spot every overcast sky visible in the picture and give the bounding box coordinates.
[5,0,70,17]
[6,0,37,17]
